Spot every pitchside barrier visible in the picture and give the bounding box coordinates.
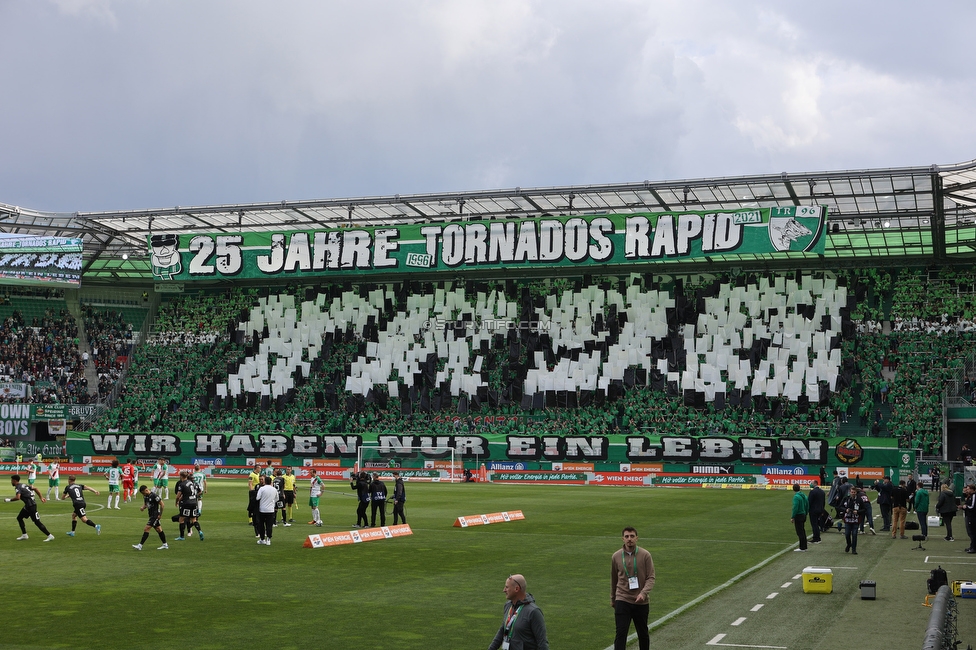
[489,470,824,487]
[0,462,828,487]
[453,510,525,527]
[304,524,413,548]
[9,452,908,488]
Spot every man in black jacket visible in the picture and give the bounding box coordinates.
[369,472,388,527]
[961,484,976,553]
[877,476,893,531]
[351,471,370,528]
[392,472,406,525]
[808,480,826,543]
[891,479,909,539]
[936,482,958,541]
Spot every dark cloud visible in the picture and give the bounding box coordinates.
[0,0,972,213]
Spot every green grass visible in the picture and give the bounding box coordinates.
[0,481,797,649]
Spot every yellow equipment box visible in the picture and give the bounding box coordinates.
[802,567,833,594]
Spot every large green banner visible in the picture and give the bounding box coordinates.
[147,206,826,282]
[67,430,895,470]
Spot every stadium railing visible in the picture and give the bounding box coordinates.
[921,585,957,650]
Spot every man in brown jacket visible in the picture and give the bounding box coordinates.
[611,526,655,650]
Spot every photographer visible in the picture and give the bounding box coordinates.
[841,488,862,555]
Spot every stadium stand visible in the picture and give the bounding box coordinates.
[89,271,884,442]
[0,158,971,474]
[0,264,941,463]
[80,303,142,399]
[0,290,88,404]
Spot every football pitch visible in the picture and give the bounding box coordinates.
[0,479,965,650]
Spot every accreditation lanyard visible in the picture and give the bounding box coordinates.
[623,547,640,590]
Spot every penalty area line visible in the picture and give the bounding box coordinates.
[599,543,799,650]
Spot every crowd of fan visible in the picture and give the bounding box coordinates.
[81,267,976,458]
[836,267,976,455]
[101,288,260,432]
[0,307,90,404]
[82,306,135,361]
[81,305,138,400]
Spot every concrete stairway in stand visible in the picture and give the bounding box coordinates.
[64,289,99,398]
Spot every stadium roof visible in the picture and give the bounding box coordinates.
[3,158,976,285]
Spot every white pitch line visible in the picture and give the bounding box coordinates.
[599,544,799,650]
[0,502,108,519]
[750,604,764,612]
[705,634,787,649]
[791,574,801,580]
[731,617,747,626]
[780,583,792,589]
[766,592,779,599]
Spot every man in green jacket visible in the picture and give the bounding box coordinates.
[915,484,930,539]
[791,483,809,551]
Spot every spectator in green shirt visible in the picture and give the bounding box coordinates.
[791,483,809,551]
[914,484,930,539]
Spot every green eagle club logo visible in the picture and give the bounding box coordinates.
[834,438,864,465]
[768,216,822,252]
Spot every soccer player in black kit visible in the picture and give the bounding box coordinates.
[272,469,287,527]
[5,474,55,542]
[63,475,101,536]
[175,470,204,541]
[133,484,168,550]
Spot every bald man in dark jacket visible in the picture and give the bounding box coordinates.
[808,481,826,543]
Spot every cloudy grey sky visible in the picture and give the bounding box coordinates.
[1,0,973,213]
